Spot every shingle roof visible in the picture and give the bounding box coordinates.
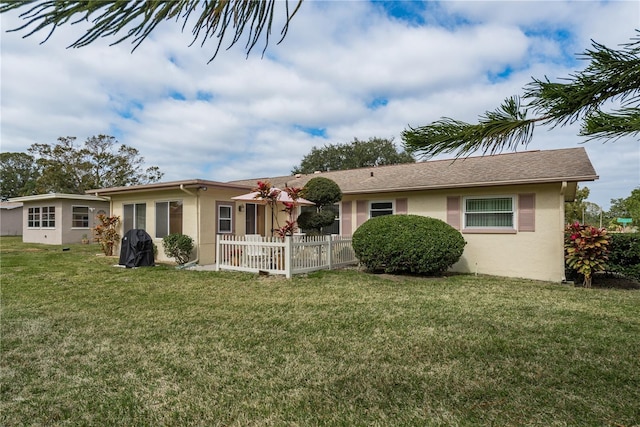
[228,147,598,194]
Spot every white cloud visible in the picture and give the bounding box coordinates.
[1,1,638,210]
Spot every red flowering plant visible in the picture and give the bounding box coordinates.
[276,220,298,238]
[93,214,121,256]
[254,180,280,205]
[564,221,610,287]
[252,181,303,238]
[278,187,305,237]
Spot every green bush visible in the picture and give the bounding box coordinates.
[301,177,342,207]
[297,209,336,235]
[607,233,640,281]
[162,233,194,265]
[352,214,466,275]
[299,177,342,234]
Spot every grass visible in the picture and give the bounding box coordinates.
[1,236,639,426]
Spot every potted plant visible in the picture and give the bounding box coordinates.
[81,234,90,244]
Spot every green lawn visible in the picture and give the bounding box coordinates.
[1,236,639,426]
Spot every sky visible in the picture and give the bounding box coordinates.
[1,1,639,210]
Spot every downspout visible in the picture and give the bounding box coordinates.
[560,181,567,282]
[180,185,200,265]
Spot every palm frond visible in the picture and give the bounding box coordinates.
[525,31,640,128]
[581,108,640,141]
[0,0,304,62]
[402,96,538,158]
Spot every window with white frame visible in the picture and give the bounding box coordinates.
[123,203,146,232]
[370,201,393,218]
[72,206,90,228]
[218,204,233,234]
[464,196,515,229]
[28,207,40,228]
[28,206,55,228]
[41,206,55,228]
[156,201,183,238]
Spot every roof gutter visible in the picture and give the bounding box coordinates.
[340,176,599,195]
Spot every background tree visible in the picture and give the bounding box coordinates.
[564,186,591,225]
[1,0,304,63]
[606,188,640,229]
[292,137,414,174]
[402,33,640,157]
[297,177,342,235]
[28,135,163,194]
[624,188,640,227]
[0,152,38,199]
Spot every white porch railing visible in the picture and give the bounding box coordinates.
[215,234,358,278]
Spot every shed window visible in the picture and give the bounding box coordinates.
[464,197,514,229]
[28,207,40,228]
[72,206,89,228]
[28,206,55,228]
[41,206,55,228]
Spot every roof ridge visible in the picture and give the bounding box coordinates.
[229,147,586,183]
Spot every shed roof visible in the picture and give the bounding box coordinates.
[9,193,109,203]
[228,147,598,194]
[87,179,253,196]
[0,201,23,210]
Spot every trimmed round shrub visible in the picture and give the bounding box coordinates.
[352,214,466,275]
[297,209,336,234]
[301,177,342,207]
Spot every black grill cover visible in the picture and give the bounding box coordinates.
[119,229,155,268]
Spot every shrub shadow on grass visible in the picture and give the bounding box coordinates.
[355,265,464,283]
[591,273,640,290]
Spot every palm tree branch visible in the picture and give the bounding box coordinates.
[402,97,543,157]
[525,32,640,127]
[0,0,304,61]
[581,108,640,141]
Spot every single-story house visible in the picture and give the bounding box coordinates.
[233,147,598,282]
[9,194,110,245]
[89,147,597,282]
[1,201,23,236]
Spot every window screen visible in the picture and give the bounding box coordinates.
[370,202,393,218]
[72,206,89,228]
[465,197,514,228]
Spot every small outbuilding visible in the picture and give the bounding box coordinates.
[9,193,110,245]
[0,201,23,236]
